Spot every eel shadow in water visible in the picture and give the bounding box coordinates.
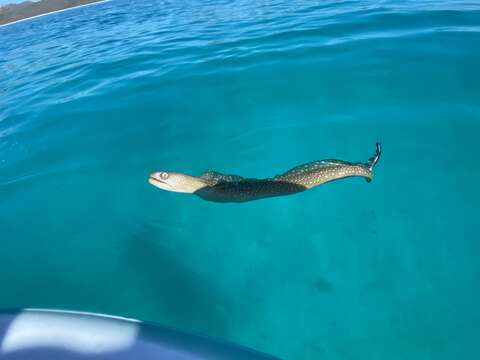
[124,228,229,336]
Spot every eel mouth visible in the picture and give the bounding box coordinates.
[148,173,171,189]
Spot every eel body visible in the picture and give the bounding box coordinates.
[149,143,381,203]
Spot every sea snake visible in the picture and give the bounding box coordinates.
[149,143,381,203]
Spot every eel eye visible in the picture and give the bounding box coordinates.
[160,172,169,180]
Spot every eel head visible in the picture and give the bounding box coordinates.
[149,171,209,193]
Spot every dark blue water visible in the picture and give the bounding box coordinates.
[1,1,480,359]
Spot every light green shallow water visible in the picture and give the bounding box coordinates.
[1,1,480,359]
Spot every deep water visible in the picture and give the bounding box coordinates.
[1,0,480,359]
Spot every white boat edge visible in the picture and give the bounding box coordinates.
[0,308,282,360]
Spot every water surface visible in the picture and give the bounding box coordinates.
[1,1,480,359]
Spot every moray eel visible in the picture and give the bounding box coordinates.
[149,143,381,203]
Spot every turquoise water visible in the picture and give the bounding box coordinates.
[1,0,480,358]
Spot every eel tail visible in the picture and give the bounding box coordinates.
[366,142,381,171]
